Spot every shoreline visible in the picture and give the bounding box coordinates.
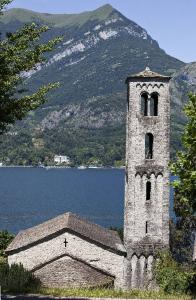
[0,165,125,170]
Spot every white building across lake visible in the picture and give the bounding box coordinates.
[54,155,70,165]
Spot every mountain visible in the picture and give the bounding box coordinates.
[0,4,193,166]
[170,62,196,154]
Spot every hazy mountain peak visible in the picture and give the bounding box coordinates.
[93,4,114,14]
[1,4,118,28]
[0,8,43,24]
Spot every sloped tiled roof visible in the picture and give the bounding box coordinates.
[126,67,171,81]
[6,212,126,255]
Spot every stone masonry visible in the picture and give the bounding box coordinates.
[34,255,114,288]
[124,68,171,289]
[6,212,126,289]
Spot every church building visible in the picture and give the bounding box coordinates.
[6,68,171,289]
[6,212,126,288]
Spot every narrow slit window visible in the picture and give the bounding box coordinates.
[145,133,154,159]
[141,93,148,116]
[145,221,148,234]
[146,181,151,201]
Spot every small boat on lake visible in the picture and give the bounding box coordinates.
[78,165,87,170]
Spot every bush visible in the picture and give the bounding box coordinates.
[109,227,123,241]
[0,261,41,293]
[0,230,14,257]
[154,250,196,295]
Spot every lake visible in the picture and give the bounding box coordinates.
[0,167,174,234]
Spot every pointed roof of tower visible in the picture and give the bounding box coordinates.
[126,67,171,82]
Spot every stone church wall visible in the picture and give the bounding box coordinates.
[8,231,126,289]
[34,255,114,288]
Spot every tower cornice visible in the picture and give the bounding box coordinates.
[125,67,171,83]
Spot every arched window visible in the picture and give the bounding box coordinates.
[145,133,153,159]
[150,92,158,116]
[141,92,158,116]
[141,92,148,116]
[146,181,151,201]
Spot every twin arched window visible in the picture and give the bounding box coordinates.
[141,92,158,116]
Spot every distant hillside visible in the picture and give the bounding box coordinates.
[170,62,196,154]
[0,4,193,166]
[1,5,117,27]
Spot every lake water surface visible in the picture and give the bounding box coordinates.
[0,167,125,233]
[0,168,174,234]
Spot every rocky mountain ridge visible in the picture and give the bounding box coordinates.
[0,4,195,165]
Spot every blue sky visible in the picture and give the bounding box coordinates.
[7,0,196,63]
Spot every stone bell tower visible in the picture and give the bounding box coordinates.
[124,67,171,289]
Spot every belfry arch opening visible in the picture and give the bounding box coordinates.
[145,133,153,159]
[146,181,151,201]
[141,92,148,116]
[141,92,158,116]
[150,92,158,116]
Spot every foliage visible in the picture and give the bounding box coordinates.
[0,0,11,12]
[154,250,196,295]
[0,0,61,133]
[170,93,196,218]
[170,94,196,267]
[0,230,40,293]
[114,159,125,168]
[0,230,14,257]
[110,227,123,241]
[170,220,195,265]
[0,125,126,166]
[34,287,191,299]
[0,261,41,293]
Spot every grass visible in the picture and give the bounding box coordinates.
[32,287,193,299]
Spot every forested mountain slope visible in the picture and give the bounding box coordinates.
[0,4,194,166]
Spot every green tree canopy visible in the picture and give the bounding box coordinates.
[170,94,196,264]
[0,0,61,133]
[0,230,14,257]
[171,93,196,219]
